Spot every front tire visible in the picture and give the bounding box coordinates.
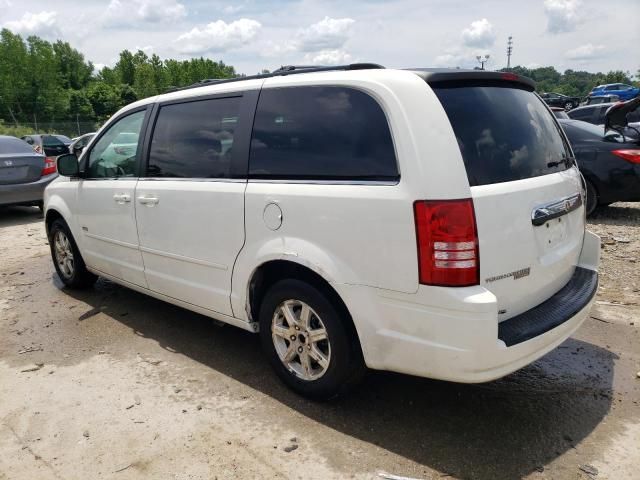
[49,219,97,289]
[564,101,574,111]
[259,279,364,399]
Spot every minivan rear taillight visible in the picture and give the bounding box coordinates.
[413,199,479,287]
[612,149,640,164]
[41,157,57,176]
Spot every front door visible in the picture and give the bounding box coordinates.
[75,108,149,287]
[135,94,253,316]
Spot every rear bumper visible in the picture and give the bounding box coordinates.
[0,173,57,206]
[336,230,600,383]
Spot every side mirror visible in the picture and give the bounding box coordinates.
[56,153,80,177]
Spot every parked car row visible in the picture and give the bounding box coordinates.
[0,132,95,209]
[540,84,639,112]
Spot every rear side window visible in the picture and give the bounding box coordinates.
[433,84,571,186]
[42,135,65,147]
[147,96,240,178]
[249,86,398,181]
[0,137,36,154]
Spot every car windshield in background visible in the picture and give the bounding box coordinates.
[42,135,66,147]
[0,136,36,154]
[433,84,571,186]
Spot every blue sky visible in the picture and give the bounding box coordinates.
[1,0,638,75]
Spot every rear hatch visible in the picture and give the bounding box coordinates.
[0,138,45,185]
[427,72,585,320]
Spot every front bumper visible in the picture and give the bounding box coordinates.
[335,230,600,383]
[0,173,57,206]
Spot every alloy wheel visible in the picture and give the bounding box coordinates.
[53,230,75,279]
[271,299,331,381]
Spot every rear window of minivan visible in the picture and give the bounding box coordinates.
[433,84,572,186]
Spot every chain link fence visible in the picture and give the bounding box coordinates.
[0,119,99,138]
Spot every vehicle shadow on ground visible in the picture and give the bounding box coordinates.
[0,206,43,229]
[64,278,617,480]
[589,203,640,227]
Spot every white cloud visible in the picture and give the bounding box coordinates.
[260,40,297,58]
[544,0,582,34]
[104,0,186,27]
[3,11,60,38]
[297,17,355,52]
[461,18,496,48]
[565,43,605,60]
[222,5,244,15]
[134,45,154,55]
[175,18,261,54]
[304,49,352,65]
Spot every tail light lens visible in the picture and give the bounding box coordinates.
[41,156,57,176]
[612,149,640,164]
[414,199,479,287]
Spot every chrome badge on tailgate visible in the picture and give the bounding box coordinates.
[531,193,582,226]
[485,267,531,284]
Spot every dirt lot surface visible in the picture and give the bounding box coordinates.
[1,204,639,480]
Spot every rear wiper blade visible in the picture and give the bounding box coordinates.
[547,156,576,168]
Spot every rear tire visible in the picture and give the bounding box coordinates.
[585,180,598,216]
[564,101,573,111]
[259,279,364,400]
[48,218,97,289]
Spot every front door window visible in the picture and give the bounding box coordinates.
[86,110,146,178]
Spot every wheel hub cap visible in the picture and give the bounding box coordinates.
[271,299,331,381]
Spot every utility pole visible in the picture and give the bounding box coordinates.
[507,36,513,70]
[476,54,490,70]
[76,113,81,136]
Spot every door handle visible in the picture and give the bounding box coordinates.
[137,195,159,206]
[113,193,131,204]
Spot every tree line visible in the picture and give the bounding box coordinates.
[0,29,236,136]
[0,28,638,137]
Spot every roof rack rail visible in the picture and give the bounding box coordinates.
[166,63,385,93]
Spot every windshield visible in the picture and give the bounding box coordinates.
[42,135,66,147]
[433,84,572,186]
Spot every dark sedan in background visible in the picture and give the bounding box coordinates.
[559,119,640,215]
[0,135,58,209]
[568,103,640,126]
[540,92,581,111]
[20,134,69,157]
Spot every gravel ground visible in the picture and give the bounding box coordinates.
[0,204,639,480]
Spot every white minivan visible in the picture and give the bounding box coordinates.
[45,65,600,398]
